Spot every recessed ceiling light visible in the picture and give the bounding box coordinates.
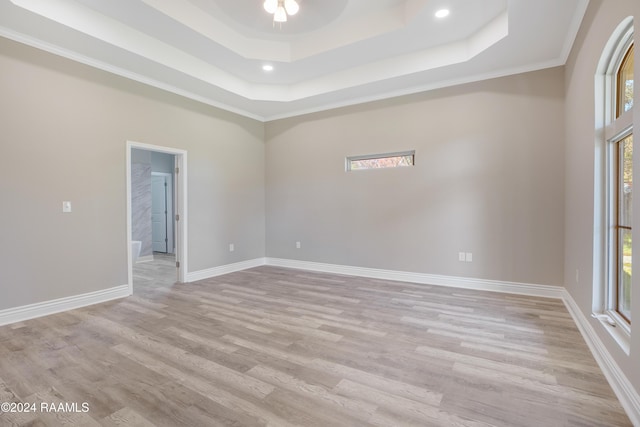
[435,9,450,18]
[262,64,274,72]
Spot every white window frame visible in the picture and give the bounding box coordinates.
[594,18,634,353]
[605,129,633,334]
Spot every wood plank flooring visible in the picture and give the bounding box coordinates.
[0,263,632,426]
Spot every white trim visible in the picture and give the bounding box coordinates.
[187,257,564,299]
[0,24,587,124]
[127,141,188,293]
[186,258,266,282]
[0,27,264,122]
[562,290,640,426]
[603,309,632,351]
[265,258,564,299]
[0,285,129,327]
[261,58,569,122]
[135,255,155,264]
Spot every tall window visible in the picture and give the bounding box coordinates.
[611,39,634,325]
[599,21,634,337]
[613,132,633,322]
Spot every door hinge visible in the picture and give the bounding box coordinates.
[175,214,180,221]
[176,261,180,268]
[175,167,179,174]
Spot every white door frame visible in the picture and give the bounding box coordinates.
[126,141,188,293]
[151,172,174,254]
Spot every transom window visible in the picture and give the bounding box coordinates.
[346,151,415,171]
[617,43,634,117]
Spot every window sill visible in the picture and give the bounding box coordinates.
[592,312,631,355]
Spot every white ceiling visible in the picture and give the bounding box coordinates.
[0,0,589,121]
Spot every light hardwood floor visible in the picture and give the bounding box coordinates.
[132,252,178,288]
[0,262,632,426]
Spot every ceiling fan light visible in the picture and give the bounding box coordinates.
[263,0,277,14]
[284,0,299,16]
[274,5,287,22]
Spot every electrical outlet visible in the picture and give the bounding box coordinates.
[229,243,235,252]
[465,252,473,262]
[458,252,466,262]
[296,241,301,249]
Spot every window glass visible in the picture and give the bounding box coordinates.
[618,43,634,117]
[619,134,633,227]
[617,134,633,321]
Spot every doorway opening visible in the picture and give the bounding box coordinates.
[126,141,188,294]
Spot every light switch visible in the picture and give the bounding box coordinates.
[62,201,72,213]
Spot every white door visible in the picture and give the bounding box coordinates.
[151,173,173,253]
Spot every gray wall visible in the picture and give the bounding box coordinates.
[265,67,566,286]
[564,0,640,396]
[0,37,265,311]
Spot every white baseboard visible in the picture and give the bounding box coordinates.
[186,258,266,282]
[562,290,640,426]
[265,258,565,299]
[185,256,563,298]
[135,255,155,263]
[0,285,130,327]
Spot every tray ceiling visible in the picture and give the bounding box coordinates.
[0,0,589,121]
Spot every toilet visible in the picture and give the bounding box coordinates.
[131,240,142,263]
